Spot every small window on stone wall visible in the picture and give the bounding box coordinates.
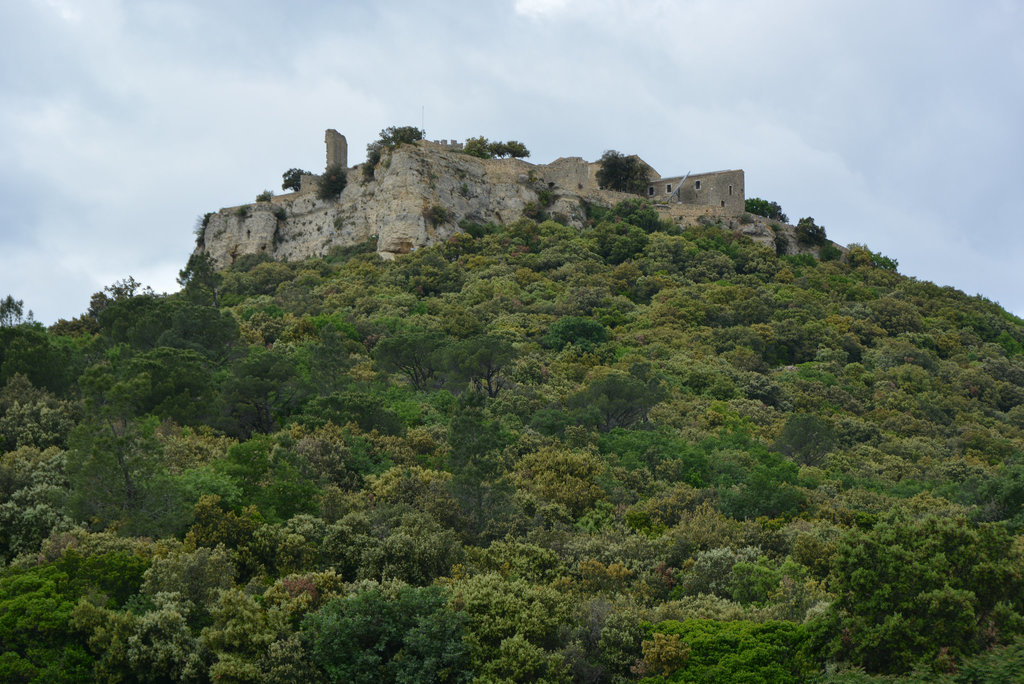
[666,184,672,193]
[695,180,701,190]
[648,186,654,196]
[729,185,733,196]
[721,200,725,207]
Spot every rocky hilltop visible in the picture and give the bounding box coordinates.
[195,138,811,267]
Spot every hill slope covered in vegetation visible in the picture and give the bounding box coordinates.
[2,199,1023,682]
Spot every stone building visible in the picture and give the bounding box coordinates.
[645,169,745,215]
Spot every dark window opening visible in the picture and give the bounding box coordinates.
[695,180,701,190]
[666,184,672,193]
[648,186,654,196]
[721,200,726,207]
[729,185,733,195]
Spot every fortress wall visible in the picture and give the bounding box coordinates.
[656,203,732,224]
[535,157,594,192]
[482,157,535,184]
[325,129,348,169]
[648,169,744,214]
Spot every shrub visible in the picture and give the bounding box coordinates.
[255,190,273,202]
[819,243,842,261]
[317,164,348,200]
[424,205,454,226]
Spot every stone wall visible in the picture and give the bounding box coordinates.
[646,169,745,214]
[197,130,751,268]
[325,129,348,169]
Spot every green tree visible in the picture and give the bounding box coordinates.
[795,217,827,246]
[745,197,788,222]
[644,619,812,682]
[317,163,348,200]
[216,434,319,522]
[774,413,837,466]
[811,514,1024,674]
[365,126,425,179]
[496,140,529,159]
[373,330,446,391]
[177,252,223,307]
[223,345,307,436]
[0,295,24,327]
[282,167,309,192]
[570,367,667,432]
[462,136,492,159]
[595,150,651,195]
[0,564,95,681]
[304,585,470,683]
[543,316,608,352]
[443,335,515,397]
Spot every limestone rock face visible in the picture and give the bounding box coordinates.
[197,144,595,268]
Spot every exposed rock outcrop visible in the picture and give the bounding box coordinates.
[197,144,606,267]
[195,139,827,268]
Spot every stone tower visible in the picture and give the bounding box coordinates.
[325,129,348,169]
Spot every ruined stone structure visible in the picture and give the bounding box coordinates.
[646,169,745,215]
[196,130,752,267]
[325,129,348,169]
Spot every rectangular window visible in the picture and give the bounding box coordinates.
[666,184,672,193]
[648,186,654,196]
[729,185,733,195]
[721,200,726,207]
[695,180,701,190]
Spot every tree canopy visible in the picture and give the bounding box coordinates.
[2,199,1024,681]
[595,150,653,194]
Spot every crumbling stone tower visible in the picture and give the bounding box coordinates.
[325,129,348,169]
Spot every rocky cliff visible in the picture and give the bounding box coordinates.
[196,141,817,267]
[197,143,600,267]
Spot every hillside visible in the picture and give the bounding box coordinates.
[2,196,1024,681]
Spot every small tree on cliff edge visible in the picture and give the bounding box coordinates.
[364,126,425,180]
[318,164,348,200]
[596,150,651,195]
[282,168,309,192]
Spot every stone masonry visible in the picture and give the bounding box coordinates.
[196,130,749,267]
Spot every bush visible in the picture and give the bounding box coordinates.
[425,205,454,226]
[318,164,348,200]
[255,190,273,202]
[819,243,842,261]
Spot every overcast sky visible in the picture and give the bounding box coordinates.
[2,0,1022,324]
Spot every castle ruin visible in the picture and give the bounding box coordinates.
[197,129,749,267]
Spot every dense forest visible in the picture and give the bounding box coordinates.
[2,199,1023,682]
